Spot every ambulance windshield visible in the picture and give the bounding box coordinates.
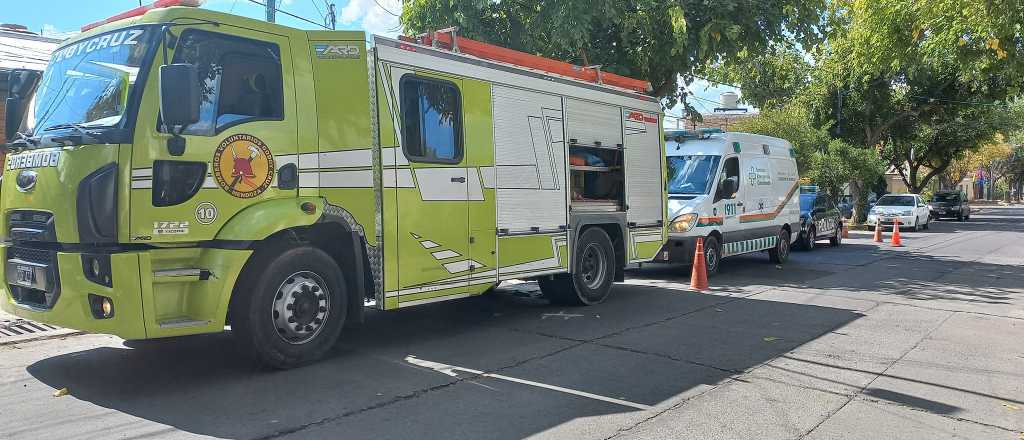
[24,26,155,138]
[667,155,721,195]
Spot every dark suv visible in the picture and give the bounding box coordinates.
[929,191,971,221]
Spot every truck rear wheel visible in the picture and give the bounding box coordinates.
[768,229,791,264]
[231,244,348,369]
[539,227,615,306]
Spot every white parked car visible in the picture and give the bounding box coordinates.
[867,194,931,231]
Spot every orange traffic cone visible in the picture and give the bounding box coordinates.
[873,221,883,243]
[891,218,903,247]
[842,223,849,239]
[690,237,709,291]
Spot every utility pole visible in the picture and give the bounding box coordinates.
[327,3,337,30]
[266,0,277,23]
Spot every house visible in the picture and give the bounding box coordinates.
[0,24,61,142]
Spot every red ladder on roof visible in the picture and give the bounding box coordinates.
[399,28,652,94]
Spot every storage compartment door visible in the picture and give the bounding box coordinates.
[622,109,663,226]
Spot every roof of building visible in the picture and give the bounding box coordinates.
[0,27,61,71]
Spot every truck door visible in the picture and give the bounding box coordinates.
[130,27,298,244]
[392,73,475,306]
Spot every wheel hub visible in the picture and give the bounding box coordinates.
[272,271,330,345]
[580,243,607,290]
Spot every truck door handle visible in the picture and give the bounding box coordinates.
[450,177,466,183]
[736,202,744,207]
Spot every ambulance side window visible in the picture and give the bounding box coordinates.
[399,75,463,164]
[716,156,740,202]
[160,29,284,136]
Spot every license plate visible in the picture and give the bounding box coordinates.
[15,265,35,286]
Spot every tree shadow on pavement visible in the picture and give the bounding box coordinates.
[24,288,864,440]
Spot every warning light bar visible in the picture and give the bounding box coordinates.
[81,0,204,32]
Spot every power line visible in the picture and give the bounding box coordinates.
[373,0,400,17]
[245,0,330,29]
[689,74,742,91]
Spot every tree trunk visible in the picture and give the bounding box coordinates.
[850,179,867,223]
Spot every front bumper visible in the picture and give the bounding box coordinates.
[1,245,149,339]
[930,208,959,218]
[653,236,698,264]
[1,244,251,340]
[866,214,916,227]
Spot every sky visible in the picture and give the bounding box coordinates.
[2,0,746,115]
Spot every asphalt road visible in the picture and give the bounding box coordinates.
[2,206,1023,440]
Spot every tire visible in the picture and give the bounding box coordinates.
[539,227,616,306]
[829,223,842,247]
[703,235,722,276]
[768,228,791,264]
[231,244,348,369]
[800,226,816,251]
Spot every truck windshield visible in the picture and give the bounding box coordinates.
[24,26,155,139]
[667,155,721,195]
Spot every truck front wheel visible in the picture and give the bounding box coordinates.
[231,245,348,369]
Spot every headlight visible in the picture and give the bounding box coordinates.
[669,213,699,232]
[900,210,912,215]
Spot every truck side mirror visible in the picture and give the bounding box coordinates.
[159,63,200,129]
[5,69,42,142]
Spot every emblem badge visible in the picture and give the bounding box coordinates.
[212,134,275,199]
[15,170,37,192]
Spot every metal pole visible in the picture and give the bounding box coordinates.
[327,3,337,30]
[266,0,277,23]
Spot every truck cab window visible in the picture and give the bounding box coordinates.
[400,76,462,163]
[162,30,283,136]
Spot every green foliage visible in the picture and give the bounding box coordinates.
[401,0,826,106]
[700,45,813,111]
[803,0,1024,193]
[806,139,886,201]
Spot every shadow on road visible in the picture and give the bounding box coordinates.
[24,288,863,439]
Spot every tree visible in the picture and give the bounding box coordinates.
[882,102,1020,193]
[401,0,826,107]
[807,139,886,203]
[943,138,1014,189]
[700,45,813,111]
[801,0,1023,217]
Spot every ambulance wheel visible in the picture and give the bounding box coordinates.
[231,244,348,369]
[540,227,615,306]
[768,229,791,264]
[703,235,721,276]
[800,226,816,251]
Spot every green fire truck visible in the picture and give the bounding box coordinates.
[1,2,667,368]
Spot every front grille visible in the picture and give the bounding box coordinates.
[7,246,60,310]
[8,246,55,264]
[8,210,57,242]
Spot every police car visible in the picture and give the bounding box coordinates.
[797,187,843,250]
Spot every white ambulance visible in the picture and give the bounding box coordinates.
[654,130,801,274]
